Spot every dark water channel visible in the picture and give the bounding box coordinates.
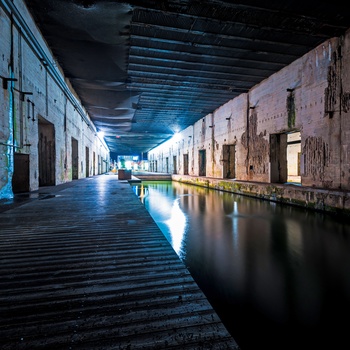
[132,180,350,350]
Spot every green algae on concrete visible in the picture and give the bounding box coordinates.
[171,174,350,216]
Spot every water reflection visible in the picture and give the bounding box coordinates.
[132,181,350,350]
[164,198,187,255]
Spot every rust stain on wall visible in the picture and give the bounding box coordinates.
[287,90,296,128]
[241,111,268,176]
[303,136,330,182]
[341,92,350,112]
[324,42,350,115]
[201,118,206,143]
[324,45,343,117]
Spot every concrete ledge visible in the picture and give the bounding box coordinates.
[132,171,172,181]
[172,175,350,216]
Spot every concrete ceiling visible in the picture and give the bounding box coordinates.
[23,0,350,158]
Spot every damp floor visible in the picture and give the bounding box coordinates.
[0,173,239,350]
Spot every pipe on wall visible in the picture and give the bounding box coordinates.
[0,0,99,136]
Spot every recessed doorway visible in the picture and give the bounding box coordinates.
[270,131,301,184]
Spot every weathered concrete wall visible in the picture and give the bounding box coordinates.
[246,58,303,183]
[0,0,109,200]
[210,95,248,178]
[340,31,350,189]
[149,29,350,196]
[0,4,14,199]
[299,39,341,188]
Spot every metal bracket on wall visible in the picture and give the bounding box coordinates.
[13,88,33,101]
[0,76,18,89]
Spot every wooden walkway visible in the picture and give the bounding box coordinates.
[0,174,240,349]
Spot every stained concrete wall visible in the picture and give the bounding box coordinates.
[0,0,109,199]
[149,29,350,193]
[341,33,350,189]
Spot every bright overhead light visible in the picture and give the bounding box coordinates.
[172,132,180,142]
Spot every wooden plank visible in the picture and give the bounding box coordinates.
[0,174,240,350]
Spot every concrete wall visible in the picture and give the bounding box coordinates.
[0,0,109,200]
[149,29,350,192]
[341,33,350,189]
